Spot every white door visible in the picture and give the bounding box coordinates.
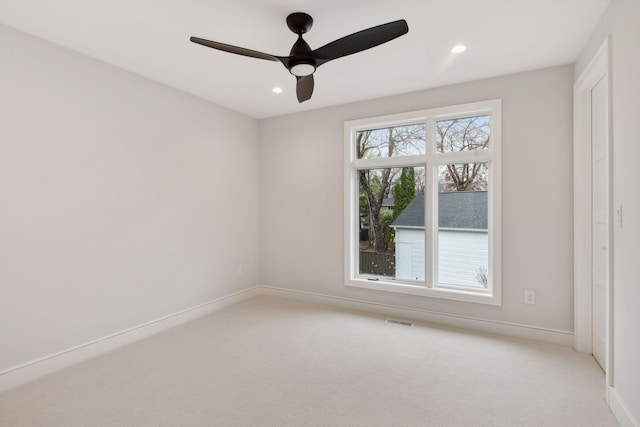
[591,76,609,371]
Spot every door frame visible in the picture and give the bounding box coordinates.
[573,37,612,391]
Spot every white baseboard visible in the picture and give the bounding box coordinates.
[258,285,574,346]
[609,387,640,427]
[0,286,259,392]
[0,284,576,393]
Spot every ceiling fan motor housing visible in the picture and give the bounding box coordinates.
[288,35,316,76]
[286,12,313,34]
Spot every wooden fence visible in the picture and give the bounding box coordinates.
[359,251,395,277]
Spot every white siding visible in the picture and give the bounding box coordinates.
[438,230,488,288]
[395,228,425,281]
[395,228,488,286]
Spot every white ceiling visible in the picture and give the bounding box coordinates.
[0,0,610,119]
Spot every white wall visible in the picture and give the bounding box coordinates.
[260,65,574,332]
[0,24,260,373]
[576,0,640,423]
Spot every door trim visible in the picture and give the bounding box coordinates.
[573,37,612,386]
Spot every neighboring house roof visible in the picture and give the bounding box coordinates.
[439,191,488,229]
[391,194,425,228]
[391,191,488,230]
[382,198,395,208]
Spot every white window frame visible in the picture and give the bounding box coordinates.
[344,100,502,306]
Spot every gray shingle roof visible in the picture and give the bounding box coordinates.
[391,191,488,230]
[391,193,425,228]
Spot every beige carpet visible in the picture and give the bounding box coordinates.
[0,295,617,426]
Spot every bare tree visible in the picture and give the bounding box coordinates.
[357,125,424,252]
[358,129,395,252]
[436,116,490,191]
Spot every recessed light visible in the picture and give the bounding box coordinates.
[272,87,283,94]
[451,44,467,54]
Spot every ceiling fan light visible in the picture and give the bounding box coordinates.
[290,62,315,77]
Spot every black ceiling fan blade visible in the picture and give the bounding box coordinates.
[190,37,279,62]
[296,75,314,103]
[311,20,408,66]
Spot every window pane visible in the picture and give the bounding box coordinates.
[437,163,489,288]
[356,124,426,159]
[358,166,425,281]
[436,115,490,153]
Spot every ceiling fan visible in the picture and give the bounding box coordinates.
[190,13,409,103]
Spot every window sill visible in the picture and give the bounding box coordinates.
[345,277,501,306]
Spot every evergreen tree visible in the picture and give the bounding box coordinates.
[393,167,416,221]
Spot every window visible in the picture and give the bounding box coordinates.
[344,100,501,305]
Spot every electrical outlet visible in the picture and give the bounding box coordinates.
[524,290,536,305]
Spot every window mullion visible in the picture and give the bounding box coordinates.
[425,118,435,288]
[351,155,426,170]
[433,150,492,165]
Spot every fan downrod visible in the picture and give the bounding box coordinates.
[286,12,313,34]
